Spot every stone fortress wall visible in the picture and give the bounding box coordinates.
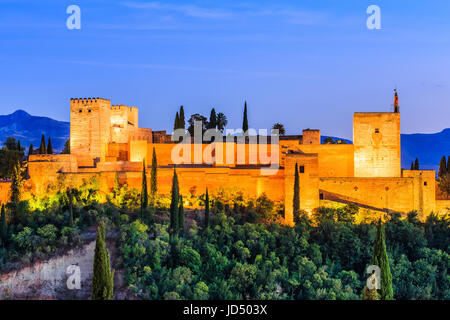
[4,95,444,225]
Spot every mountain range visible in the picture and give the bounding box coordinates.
[0,110,448,172]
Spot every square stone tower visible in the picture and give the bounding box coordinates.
[70,98,112,166]
[353,112,401,177]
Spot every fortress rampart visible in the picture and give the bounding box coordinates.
[2,95,444,224]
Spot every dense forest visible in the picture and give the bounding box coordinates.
[0,138,449,300]
[1,172,448,299]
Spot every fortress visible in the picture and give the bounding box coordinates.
[2,93,448,224]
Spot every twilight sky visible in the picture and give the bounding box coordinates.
[1,0,450,139]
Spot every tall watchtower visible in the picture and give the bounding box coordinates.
[353,91,401,177]
[70,98,112,166]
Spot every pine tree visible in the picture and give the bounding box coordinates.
[174,112,180,131]
[364,220,394,300]
[414,158,419,170]
[293,163,300,222]
[438,156,447,179]
[39,134,46,154]
[92,222,114,300]
[209,108,217,129]
[169,169,179,235]
[179,106,185,129]
[47,137,53,154]
[150,147,158,198]
[141,159,148,219]
[178,195,185,236]
[0,204,7,243]
[205,188,210,228]
[242,101,248,133]
[28,144,34,157]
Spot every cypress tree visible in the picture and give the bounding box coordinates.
[438,156,447,179]
[39,134,46,154]
[364,220,394,300]
[113,172,120,198]
[205,188,210,228]
[150,147,158,197]
[179,106,185,129]
[17,140,21,152]
[174,112,180,131]
[178,195,185,236]
[169,169,179,235]
[0,204,7,243]
[47,137,53,154]
[447,156,450,173]
[410,162,414,170]
[414,158,419,170]
[68,188,74,228]
[28,144,34,157]
[10,161,22,206]
[242,101,248,133]
[141,159,148,219]
[293,163,300,222]
[92,222,114,300]
[209,108,217,129]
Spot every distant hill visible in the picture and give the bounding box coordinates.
[0,110,448,171]
[401,129,450,172]
[0,110,69,153]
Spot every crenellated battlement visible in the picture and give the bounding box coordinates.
[111,105,138,111]
[70,97,111,105]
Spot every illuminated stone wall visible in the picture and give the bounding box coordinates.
[354,113,401,177]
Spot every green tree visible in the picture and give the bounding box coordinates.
[414,158,419,170]
[293,163,300,222]
[151,147,158,198]
[141,159,148,219]
[0,204,7,243]
[47,137,53,154]
[242,101,248,133]
[61,139,70,154]
[208,108,217,129]
[169,169,179,235]
[28,144,34,157]
[410,162,414,170]
[4,137,18,150]
[178,195,185,236]
[205,188,210,229]
[174,112,180,131]
[68,188,74,228]
[113,172,120,198]
[216,113,227,132]
[92,222,114,300]
[17,140,22,152]
[179,106,185,129]
[438,156,447,178]
[39,134,46,154]
[447,156,450,173]
[272,123,286,136]
[364,220,394,300]
[10,161,23,205]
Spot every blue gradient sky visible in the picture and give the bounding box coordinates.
[1,0,450,139]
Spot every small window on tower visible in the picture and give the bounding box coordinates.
[424,182,428,186]
[375,128,380,133]
[300,166,305,173]
[88,109,91,113]
[79,109,82,113]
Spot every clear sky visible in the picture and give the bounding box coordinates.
[1,0,450,139]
